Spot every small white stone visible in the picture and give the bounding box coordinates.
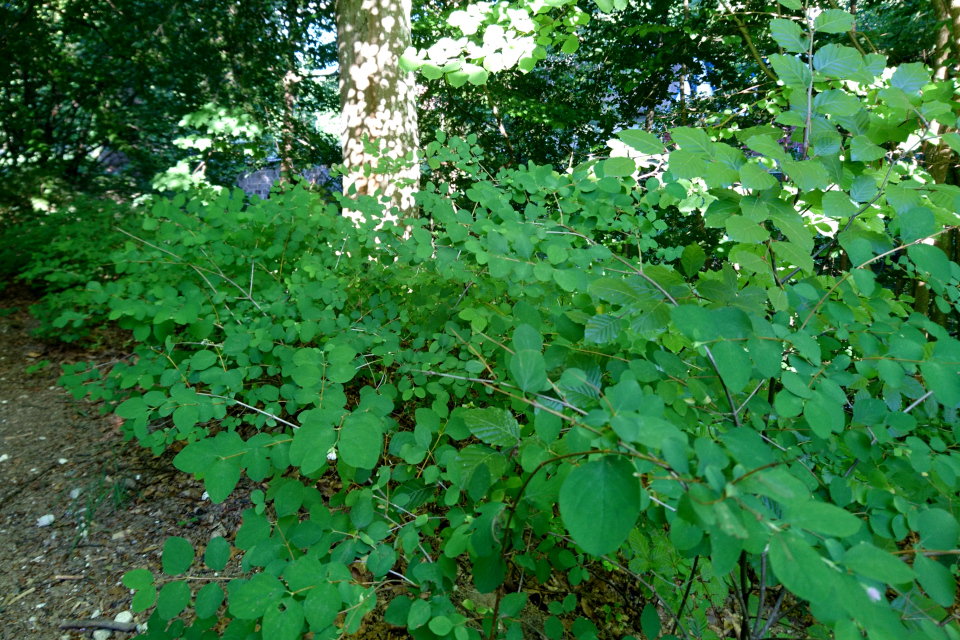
[58,458,68,464]
[0,454,8,463]
[69,488,81,499]
[93,630,112,640]
[114,611,134,624]
[201,491,209,501]
[36,514,55,527]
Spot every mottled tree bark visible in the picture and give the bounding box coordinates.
[336,0,419,221]
[922,0,960,325]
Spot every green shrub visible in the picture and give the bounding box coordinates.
[56,13,960,640]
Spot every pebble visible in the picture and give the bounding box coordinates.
[93,630,112,640]
[36,514,55,527]
[114,611,134,623]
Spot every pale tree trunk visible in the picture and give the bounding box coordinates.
[336,0,419,222]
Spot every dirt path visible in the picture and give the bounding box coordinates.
[0,290,248,639]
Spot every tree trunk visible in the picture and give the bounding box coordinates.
[922,0,960,325]
[336,0,419,221]
[280,69,301,183]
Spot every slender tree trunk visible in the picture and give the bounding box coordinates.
[280,69,301,182]
[921,0,960,324]
[336,0,419,221]
[280,0,302,185]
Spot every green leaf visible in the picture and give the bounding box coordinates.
[782,160,830,191]
[263,598,305,640]
[886,184,922,213]
[850,136,886,162]
[784,502,862,537]
[618,129,664,154]
[710,341,752,392]
[510,350,548,391]
[603,157,636,177]
[205,536,231,571]
[769,18,807,53]
[223,333,252,356]
[772,241,814,274]
[162,537,195,575]
[191,350,218,371]
[463,407,520,447]
[304,582,342,630]
[917,509,960,550]
[813,90,862,116]
[338,412,383,468]
[668,149,708,179]
[814,9,854,33]
[425,617,454,638]
[681,244,706,276]
[669,127,716,158]
[804,390,844,438]
[156,580,191,620]
[898,207,935,243]
[230,573,286,619]
[909,244,951,285]
[671,305,721,342]
[123,568,154,590]
[584,314,621,345]
[592,0,613,12]
[813,44,862,79]
[115,397,148,420]
[559,456,641,556]
[474,555,506,593]
[195,582,225,619]
[770,54,812,88]
[290,416,337,475]
[770,211,814,251]
[768,532,832,601]
[920,360,960,408]
[641,603,661,639]
[915,554,956,607]
[740,163,780,191]
[204,458,241,503]
[173,404,199,432]
[745,135,788,163]
[844,543,915,584]
[822,192,858,218]
[891,63,929,93]
[132,585,157,613]
[726,216,770,244]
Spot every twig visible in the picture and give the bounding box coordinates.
[758,589,788,639]
[59,619,138,632]
[718,0,777,81]
[844,389,934,477]
[671,555,700,634]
